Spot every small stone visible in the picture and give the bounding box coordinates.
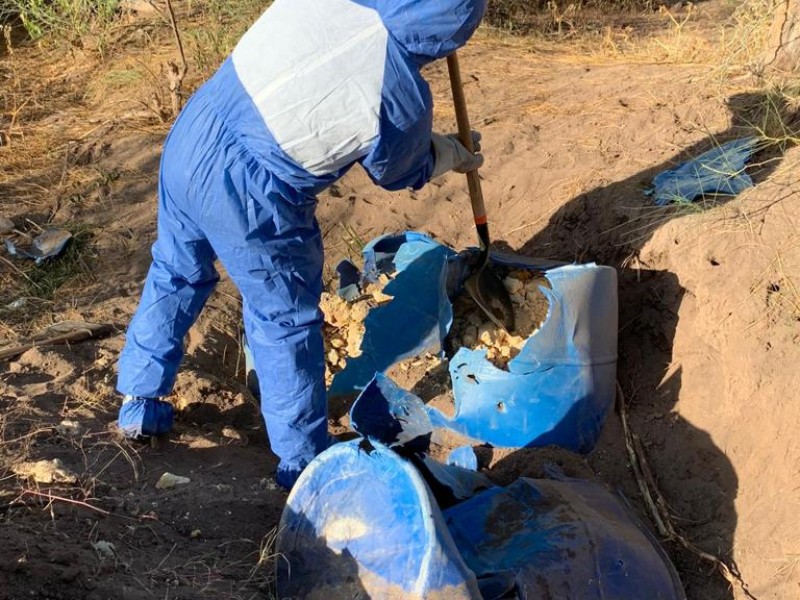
[349,301,369,322]
[56,420,82,437]
[155,472,191,490]
[503,277,523,295]
[327,349,340,365]
[190,529,202,539]
[370,288,393,304]
[478,323,496,346]
[462,325,478,347]
[91,541,116,559]
[221,426,243,442]
[260,477,278,491]
[0,215,13,234]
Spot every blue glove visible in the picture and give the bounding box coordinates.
[118,396,174,439]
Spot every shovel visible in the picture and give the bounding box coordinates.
[446,52,516,332]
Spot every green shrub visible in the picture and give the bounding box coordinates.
[0,0,120,45]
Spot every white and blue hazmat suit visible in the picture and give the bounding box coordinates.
[116,0,487,489]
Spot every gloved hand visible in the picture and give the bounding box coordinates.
[118,396,174,439]
[431,131,483,178]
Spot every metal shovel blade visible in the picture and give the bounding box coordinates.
[465,263,516,333]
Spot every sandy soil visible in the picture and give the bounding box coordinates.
[1,4,799,599]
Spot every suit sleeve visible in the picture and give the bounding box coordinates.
[358,52,436,191]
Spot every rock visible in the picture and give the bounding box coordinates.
[503,276,524,295]
[349,301,369,322]
[462,325,478,346]
[13,458,78,484]
[369,287,393,304]
[523,279,543,296]
[57,420,82,437]
[327,349,340,366]
[190,529,202,539]
[92,541,116,559]
[0,215,13,234]
[221,426,244,442]
[155,472,191,490]
[478,323,496,346]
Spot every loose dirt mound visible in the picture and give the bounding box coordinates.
[2,5,799,599]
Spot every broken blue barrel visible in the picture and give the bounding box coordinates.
[332,231,618,453]
[245,231,617,452]
[277,439,686,599]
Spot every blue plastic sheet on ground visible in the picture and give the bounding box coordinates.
[647,137,760,205]
[277,438,686,600]
[341,234,618,453]
[444,475,686,599]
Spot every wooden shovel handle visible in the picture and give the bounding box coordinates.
[446,52,487,227]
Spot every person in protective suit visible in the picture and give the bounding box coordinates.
[116,0,487,489]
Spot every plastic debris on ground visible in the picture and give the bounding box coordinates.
[328,232,618,453]
[646,137,760,205]
[4,227,73,264]
[277,438,686,600]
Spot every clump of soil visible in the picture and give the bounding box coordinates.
[320,274,393,385]
[449,269,550,369]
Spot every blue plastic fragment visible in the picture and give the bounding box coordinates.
[350,372,433,451]
[413,454,492,504]
[277,440,482,599]
[443,477,686,599]
[448,446,479,471]
[648,137,759,205]
[335,259,362,301]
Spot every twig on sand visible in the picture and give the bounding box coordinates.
[616,383,756,599]
[0,322,115,362]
